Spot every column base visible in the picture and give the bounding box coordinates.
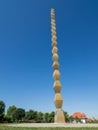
[54,109,65,123]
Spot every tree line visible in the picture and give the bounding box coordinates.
[0,100,70,123]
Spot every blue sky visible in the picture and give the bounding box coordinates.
[0,0,98,118]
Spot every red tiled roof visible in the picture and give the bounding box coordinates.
[71,112,86,119]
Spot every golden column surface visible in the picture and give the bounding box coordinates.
[51,8,65,123]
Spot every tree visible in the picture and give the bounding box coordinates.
[25,110,37,122]
[43,113,49,123]
[36,112,44,123]
[48,112,54,123]
[7,105,17,122]
[92,118,98,123]
[3,115,12,123]
[64,111,70,122]
[13,108,25,122]
[0,100,5,122]
[43,112,54,123]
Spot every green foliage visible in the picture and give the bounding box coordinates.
[3,115,12,123]
[48,111,54,123]
[36,112,44,123]
[0,100,5,122]
[43,113,49,122]
[13,108,25,122]
[7,105,17,122]
[25,110,37,122]
[25,111,54,123]
[64,111,70,122]
[93,118,98,123]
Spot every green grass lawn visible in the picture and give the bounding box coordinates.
[0,125,98,130]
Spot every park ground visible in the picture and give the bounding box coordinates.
[1,123,98,130]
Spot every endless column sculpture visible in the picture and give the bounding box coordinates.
[51,8,65,123]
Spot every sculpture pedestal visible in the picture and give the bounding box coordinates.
[54,109,65,123]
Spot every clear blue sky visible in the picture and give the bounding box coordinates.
[0,0,98,118]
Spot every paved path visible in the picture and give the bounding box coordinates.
[8,123,98,128]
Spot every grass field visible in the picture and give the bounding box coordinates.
[0,125,98,130]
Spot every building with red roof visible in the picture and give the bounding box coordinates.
[71,112,87,123]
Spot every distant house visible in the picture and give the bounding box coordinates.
[71,112,87,123]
